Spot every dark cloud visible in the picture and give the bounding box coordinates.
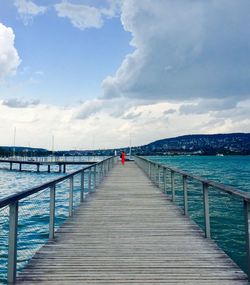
[164,108,176,115]
[2,98,40,108]
[179,98,238,115]
[122,112,141,120]
[102,0,250,102]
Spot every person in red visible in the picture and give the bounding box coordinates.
[121,150,126,165]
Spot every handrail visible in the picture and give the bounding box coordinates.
[0,157,111,209]
[134,155,250,280]
[1,155,117,283]
[136,155,250,202]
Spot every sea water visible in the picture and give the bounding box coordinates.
[148,155,250,273]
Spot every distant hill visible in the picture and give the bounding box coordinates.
[0,146,47,152]
[135,133,250,155]
[0,146,49,156]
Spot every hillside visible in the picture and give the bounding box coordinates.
[135,133,250,155]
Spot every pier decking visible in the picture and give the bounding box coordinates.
[16,161,248,284]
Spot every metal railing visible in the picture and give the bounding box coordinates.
[0,156,116,283]
[134,155,250,280]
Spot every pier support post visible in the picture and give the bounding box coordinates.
[203,183,211,238]
[10,162,12,170]
[171,171,175,202]
[48,165,50,173]
[183,175,188,215]
[69,177,73,216]
[244,200,250,280]
[37,164,40,172]
[8,201,18,284]
[19,163,22,172]
[63,164,66,173]
[59,165,62,173]
[49,185,56,239]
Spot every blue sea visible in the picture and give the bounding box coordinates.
[0,155,249,282]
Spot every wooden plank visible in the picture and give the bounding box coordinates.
[16,162,248,284]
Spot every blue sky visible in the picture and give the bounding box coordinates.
[0,0,250,150]
[0,0,132,105]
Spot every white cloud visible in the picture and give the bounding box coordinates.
[0,23,21,81]
[54,0,120,30]
[102,0,250,102]
[0,97,249,149]
[14,0,47,24]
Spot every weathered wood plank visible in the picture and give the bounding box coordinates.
[16,162,248,284]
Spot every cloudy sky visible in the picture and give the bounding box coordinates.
[0,0,250,150]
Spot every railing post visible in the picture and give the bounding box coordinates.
[80,171,84,202]
[154,164,158,185]
[69,177,73,216]
[88,168,92,192]
[93,165,96,189]
[102,163,105,177]
[149,163,151,179]
[203,182,210,238]
[103,162,106,176]
[153,164,156,184]
[96,165,99,186]
[163,167,167,194]
[8,201,18,284]
[183,175,188,215]
[100,163,103,181]
[98,164,102,183]
[49,184,56,239]
[158,165,161,188]
[244,200,250,280]
[171,170,175,202]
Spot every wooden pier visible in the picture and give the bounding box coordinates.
[0,159,96,173]
[16,161,248,284]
